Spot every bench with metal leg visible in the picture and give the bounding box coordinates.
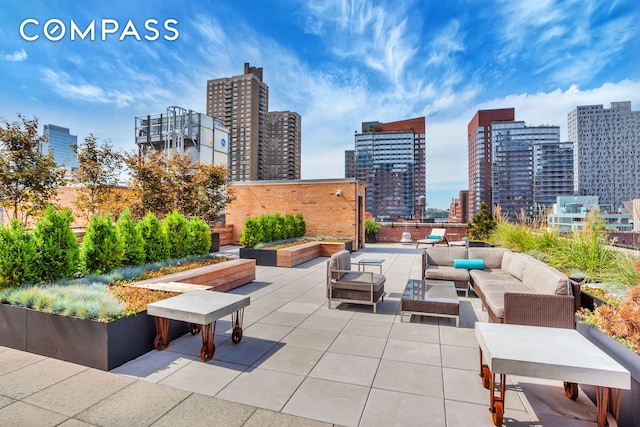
[147,290,250,362]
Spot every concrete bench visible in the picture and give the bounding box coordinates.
[277,242,348,267]
[147,290,250,361]
[131,258,256,293]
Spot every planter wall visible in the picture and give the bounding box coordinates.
[576,322,640,427]
[239,247,277,266]
[0,303,189,371]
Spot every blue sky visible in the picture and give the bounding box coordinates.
[1,0,639,209]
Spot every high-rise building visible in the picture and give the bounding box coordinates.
[344,150,355,178]
[467,108,515,219]
[568,101,640,208]
[448,190,468,223]
[135,106,229,167]
[206,63,269,181]
[352,117,426,221]
[42,124,78,173]
[263,111,301,180]
[491,121,573,221]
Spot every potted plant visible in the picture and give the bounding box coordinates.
[466,202,496,247]
[365,219,381,243]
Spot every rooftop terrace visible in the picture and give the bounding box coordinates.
[0,244,601,426]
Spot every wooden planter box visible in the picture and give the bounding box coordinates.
[576,321,640,427]
[240,241,353,267]
[0,303,189,371]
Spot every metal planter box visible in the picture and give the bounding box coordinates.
[0,303,188,371]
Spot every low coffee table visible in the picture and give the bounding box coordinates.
[400,279,459,326]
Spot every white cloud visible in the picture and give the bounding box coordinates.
[2,49,27,62]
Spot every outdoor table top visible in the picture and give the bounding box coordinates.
[475,323,630,390]
[356,259,385,264]
[147,290,250,326]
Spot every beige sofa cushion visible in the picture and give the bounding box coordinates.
[468,247,508,269]
[504,252,527,281]
[328,250,351,280]
[426,265,470,282]
[426,246,467,266]
[332,272,386,291]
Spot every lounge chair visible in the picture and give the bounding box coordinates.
[415,228,448,248]
[326,250,385,313]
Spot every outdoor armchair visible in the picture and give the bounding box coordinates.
[326,250,385,313]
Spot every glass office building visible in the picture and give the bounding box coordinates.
[42,124,78,172]
[353,118,426,221]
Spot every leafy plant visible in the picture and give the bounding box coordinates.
[137,212,170,263]
[188,216,211,255]
[162,210,191,259]
[33,206,80,282]
[240,213,306,248]
[81,213,124,274]
[365,219,381,233]
[115,208,146,266]
[0,219,41,287]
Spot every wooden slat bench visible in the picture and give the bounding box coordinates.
[130,258,256,293]
[276,242,348,267]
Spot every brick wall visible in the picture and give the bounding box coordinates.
[226,179,366,249]
[375,222,468,243]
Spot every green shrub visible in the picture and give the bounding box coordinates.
[0,220,41,287]
[115,208,146,266]
[295,213,306,237]
[162,210,191,259]
[365,219,381,233]
[189,217,211,255]
[240,217,261,248]
[467,202,496,241]
[137,212,170,263]
[81,213,124,274]
[283,214,297,239]
[33,206,79,282]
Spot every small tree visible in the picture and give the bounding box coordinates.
[0,220,41,287]
[467,202,496,241]
[189,217,211,255]
[294,214,306,237]
[162,210,191,259]
[240,217,262,248]
[137,212,170,263]
[81,213,124,274]
[115,208,146,266]
[0,115,65,224]
[33,206,79,282]
[72,135,124,220]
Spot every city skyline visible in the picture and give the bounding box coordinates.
[1,0,639,209]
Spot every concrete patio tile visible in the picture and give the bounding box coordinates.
[111,348,198,383]
[283,377,369,427]
[442,367,525,411]
[243,306,278,323]
[158,360,245,396]
[535,413,597,427]
[216,368,305,411]
[351,303,399,322]
[313,305,357,319]
[298,314,350,332]
[244,322,293,341]
[151,393,255,427]
[0,348,45,376]
[0,401,68,427]
[75,381,190,427]
[328,333,387,358]
[373,359,444,398]
[0,357,87,399]
[280,327,339,351]
[57,419,98,427]
[292,291,328,305]
[23,368,134,416]
[254,345,324,376]
[440,344,479,371]
[342,318,393,338]
[382,339,441,366]
[360,388,446,427]
[389,320,440,343]
[213,336,278,366]
[259,310,309,327]
[0,395,15,409]
[439,324,478,348]
[445,399,532,427]
[511,376,598,423]
[278,301,323,314]
[243,408,332,427]
[309,352,379,387]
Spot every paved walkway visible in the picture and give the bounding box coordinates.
[0,244,599,426]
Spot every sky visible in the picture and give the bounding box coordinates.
[1,0,639,210]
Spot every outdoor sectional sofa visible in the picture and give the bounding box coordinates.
[422,246,576,328]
